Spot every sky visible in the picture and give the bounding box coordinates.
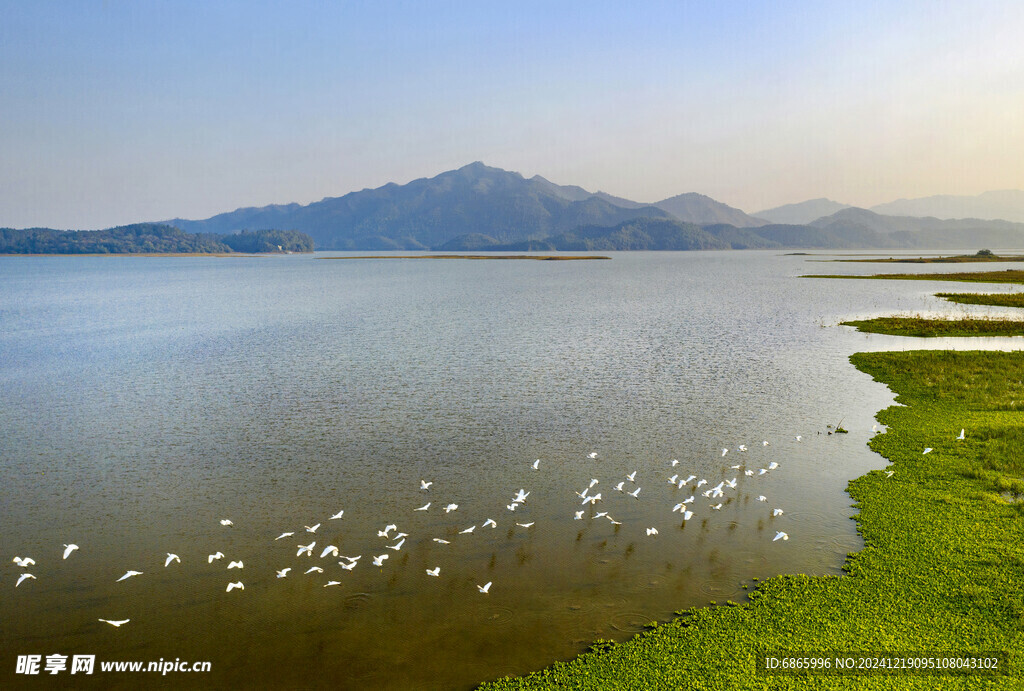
[1,0,1022,229]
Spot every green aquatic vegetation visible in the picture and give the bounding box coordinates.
[479,351,1024,689]
[937,293,1024,308]
[841,317,1024,337]
[803,270,1024,284]
[833,251,1024,264]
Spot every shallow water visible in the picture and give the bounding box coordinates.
[1,250,1021,689]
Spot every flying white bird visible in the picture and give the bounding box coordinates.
[98,618,129,627]
[226,581,244,592]
[671,459,680,467]
[957,429,965,440]
[421,480,433,490]
[758,469,768,475]
[730,465,741,470]
[768,462,779,470]
[609,518,622,525]
[276,568,291,578]
[459,526,476,534]
[432,538,450,544]
[757,496,767,502]
[12,556,35,568]
[669,475,678,484]
[164,553,181,567]
[378,524,397,538]
[646,528,658,536]
[772,509,784,516]
[426,567,440,577]
[745,470,755,476]
[682,510,693,521]
[304,566,323,574]
[682,495,694,504]
[795,436,802,442]
[672,503,685,513]
[483,518,497,528]
[297,542,316,557]
[116,571,143,582]
[444,504,458,513]
[16,573,36,587]
[683,475,696,484]
[340,555,361,563]
[885,470,895,478]
[532,459,540,470]
[320,545,339,559]
[738,445,747,452]
[574,511,584,520]
[923,448,933,455]
[516,522,534,528]
[477,581,492,593]
[414,502,431,511]
[506,503,520,512]
[614,481,625,491]
[305,523,321,533]
[588,479,599,489]
[595,511,608,519]
[588,452,598,459]
[626,471,637,482]
[329,510,345,520]
[220,519,233,526]
[208,552,225,563]
[387,538,406,550]
[696,479,707,488]
[372,554,389,567]
[773,531,789,541]
[62,544,79,560]
[722,448,728,457]
[711,503,723,510]
[628,487,641,498]
[227,561,243,569]
[339,561,357,571]
[324,581,341,587]
[763,440,770,446]
[514,489,530,503]
[275,532,294,541]
[725,478,737,488]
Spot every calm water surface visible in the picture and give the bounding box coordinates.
[2,251,1022,688]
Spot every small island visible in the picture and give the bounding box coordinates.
[0,224,314,255]
[841,316,1024,337]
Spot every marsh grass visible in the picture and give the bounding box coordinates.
[938,293,1024,308]
[479,351,1024,689]
[833,254,1024,264]
[841,316,1024,337]
[803,270,1024,284]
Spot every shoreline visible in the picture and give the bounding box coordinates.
[479,351,1023,688]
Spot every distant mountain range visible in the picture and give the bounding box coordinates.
[140,164,1024,251]
[757,190,1024,225]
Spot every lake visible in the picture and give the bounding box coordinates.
[2,250,1022,689]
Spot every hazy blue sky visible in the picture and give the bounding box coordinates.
[2,1,1022,228]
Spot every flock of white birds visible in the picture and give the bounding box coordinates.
[15,428,962,630]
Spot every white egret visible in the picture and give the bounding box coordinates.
[329,510,345,520]
[885,471,895,478]
[614,481,625,491]
[477,581,492,593]
[378,524,397,538]
[646,528,658,536]
[722,448,728,457]
[772,509,784,516]
[506,503,520,512]
[62,544,79,560]
[730,465,741,470]
[758,469,768,476]
[208,552,225,563]
[588,479,599,489]
[757,496,767,502]
[671,459,680,467]
[444,504,458,513]
[98,618,129,627]
[340,555,361,563]
[683,475,696,484]
[275,532,294,541]
[426,567,440,577]
[305,566,323,574]
[459,526,476,534]
[324,581,341,587]
[16,573,36,587]
[220,519,233,526]
[432,538,450,544]
[763,440,770,446]
[226,581,244,592]
[227,561,243,569]
[516,522,534,528]
[683,495,694,504]
[672,503,685,513]
[532,459,540,470]
[276,568,291,578]
[320,546,339,558]
[297,542,316,557]
[745,470,754,477]
[626,471,637,482]
[628,487,641,498]
[773,531,789,541]
[668,475,678,484]
[696,479,707,488]
[12,557,35,568]
[682,510,693,521]
[421,480,433,490]
[795,436,802,442]
[339,561,357,571]
[574,511,584,520]
[164,553,180,567]
[957,429,965,440]
[372,554,389,567]
[513,489,530,503]
[387,538,406,551]
[414,502,431,511]
[595,511,608,519]
[768,462,779,470]
[588,452,598,459]
[923,448,933,455]
[305,523,321,533]
[739,445,747,452]
[483,518,497,528]
[725,478,737,488]
[711,503,723,510]
[116,571,143,582]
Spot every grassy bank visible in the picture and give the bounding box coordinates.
[938,293,1024,308]
[320,254,610,261]
[480,351,1024,689]
[842,317,1024,337]
[834,254,1024,264]
[803,270,1024,284]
